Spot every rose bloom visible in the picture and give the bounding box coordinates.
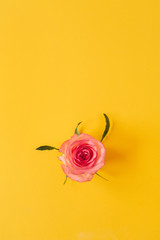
[58,133,106,182]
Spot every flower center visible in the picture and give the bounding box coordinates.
[71,144,97,168]
[76,147,93,161]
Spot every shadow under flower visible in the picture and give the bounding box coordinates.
[99,121,139,178]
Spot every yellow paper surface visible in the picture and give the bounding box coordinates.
[0,1,160,239]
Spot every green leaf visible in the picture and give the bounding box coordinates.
[36,145,59,151]
[95,172,109,181]
[100,113,110,142]
[63,176,68,185]
[74,121,82,135]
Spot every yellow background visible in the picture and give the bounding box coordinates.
[0,0,160,239]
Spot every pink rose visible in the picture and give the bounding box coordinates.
[36,114,110,183]
[58,133,106,182]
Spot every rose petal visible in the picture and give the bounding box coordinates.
[61,164,94,182]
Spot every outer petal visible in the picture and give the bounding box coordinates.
[59,134,79,158]
[61,164,94,182]
[59,140,70,154]
[84,160,105,174]
[58,155,65,164]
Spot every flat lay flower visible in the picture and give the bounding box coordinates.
[36,114,110,183]
[58,133,106,182]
